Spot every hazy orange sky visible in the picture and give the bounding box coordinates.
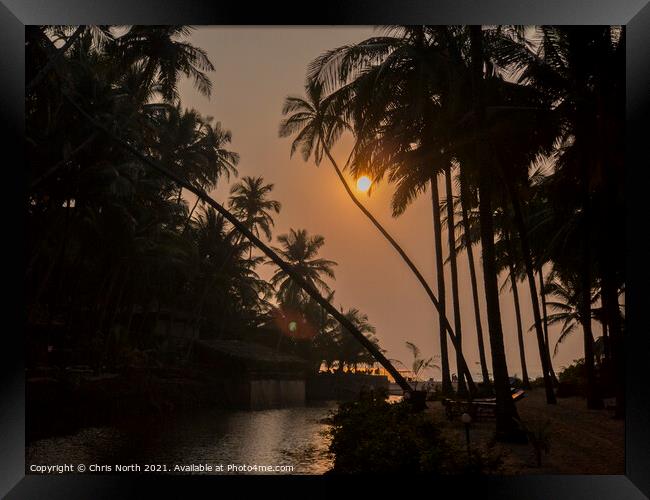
[178,26,587,380]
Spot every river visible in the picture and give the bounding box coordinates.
[27,401,339,475]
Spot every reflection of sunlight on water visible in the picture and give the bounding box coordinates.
[27,402,339,475]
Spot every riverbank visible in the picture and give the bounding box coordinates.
[425,388,624,474]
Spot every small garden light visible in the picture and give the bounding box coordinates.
[461,412,472,454]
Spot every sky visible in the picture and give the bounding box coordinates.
[177,26,587,380]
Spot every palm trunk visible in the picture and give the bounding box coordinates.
[601,273,623,416]
[459,169,491,386]
[505,186,556,404]
[509,262,531,389]
[431,174,453,395]
[182,196,201,232]
[470,25,521,440]
[571,36,602,410]
[445,164,467,396]
[64,90,413,393]
[538,267,559,385]
[578,160,601,409]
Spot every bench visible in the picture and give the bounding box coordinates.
[442,389,525,421]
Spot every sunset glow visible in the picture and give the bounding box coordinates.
[356,176,372,193]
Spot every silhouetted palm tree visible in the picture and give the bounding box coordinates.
[541,271,600,358]
[334,308,380,372]
[228,176,282,244]
[270,229,337,309]
[470,25,522,438]
[111,25,214,102]
[444,164,468,396]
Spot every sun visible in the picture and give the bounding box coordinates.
[356,176,372,193]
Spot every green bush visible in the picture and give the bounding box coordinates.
[325,391,502,474]
[556,359,586,398]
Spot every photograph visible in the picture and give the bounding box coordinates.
[24,24,627,477]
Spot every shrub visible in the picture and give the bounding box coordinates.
[325,391,503,474]
[519,418,552,467]
[530,376,547,389]
[556,359,586,398]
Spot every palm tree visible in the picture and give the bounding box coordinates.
[458,169,491,386]
[152,105,239,209]
[444,164,468,396]
[541,271,600,358]
[228,176,282,249]
[28,26,218,192]
[470,25,522,438]
[503,231,531,389]
[431,173,452,394]
[270,228,337,309]
[538,266,559,384]
[334,308,380,372]
[111,25,214,102]
[404,341,439,390]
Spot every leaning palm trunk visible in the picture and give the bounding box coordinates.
[63,92,414,393]
[321,142,476,395]
[470,25,521,439]
[459,168,491,386]
[431,174,453,394]
[445,164,468,396]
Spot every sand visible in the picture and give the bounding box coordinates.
[425,388,625,474]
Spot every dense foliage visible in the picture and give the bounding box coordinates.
[26,25,383,375]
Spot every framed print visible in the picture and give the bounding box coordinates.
[1,0,649,497]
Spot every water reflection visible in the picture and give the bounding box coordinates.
[27,401,338,475]
[28,396,404,475]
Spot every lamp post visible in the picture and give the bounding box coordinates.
[461,412,472,455]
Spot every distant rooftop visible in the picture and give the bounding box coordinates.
[196,339,307,366]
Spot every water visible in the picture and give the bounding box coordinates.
[27,401,339,475]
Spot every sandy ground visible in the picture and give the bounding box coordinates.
[426,388,625,474]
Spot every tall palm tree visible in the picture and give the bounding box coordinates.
[541,271,601,358]
[270,229,337,309]
[228,176,282,244]
[503,231,531,389]
[470,25,522,438]
[444,163,468,396]
[111,25,214,102]
[334,308,380,372]
[458,169,491,385]
[152,105,239,207]
[431,173,452,394]
[538,266,559,384]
